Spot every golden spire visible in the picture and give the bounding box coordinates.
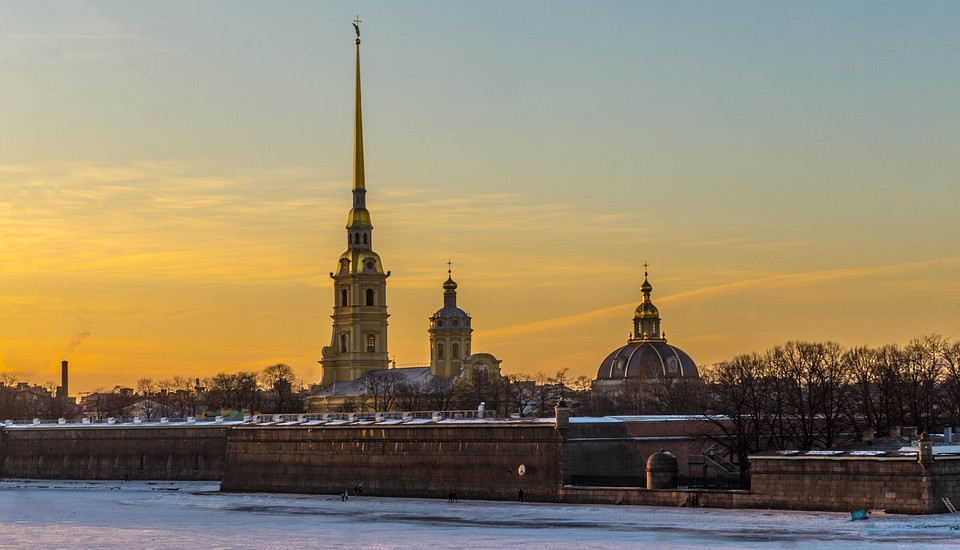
[352,17,365,192]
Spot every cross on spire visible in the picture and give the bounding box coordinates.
[643,261,649,277]
[353,17,361,38]
[447,259,452,275]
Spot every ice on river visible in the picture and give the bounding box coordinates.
[1,480,959,549]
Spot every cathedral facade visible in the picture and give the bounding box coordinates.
[310,24,501,410]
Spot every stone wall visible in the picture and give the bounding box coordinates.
[0,426,228,481]
[560,486,757,509]
[750,454,960,514]
[221,424,562,501]
[4,421,960,515]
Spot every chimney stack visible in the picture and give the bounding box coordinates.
[60,360,69,399]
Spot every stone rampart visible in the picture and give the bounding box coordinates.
[750,454,960,514]
[4,420,960,514]
[0,425,228,481]
[221,423,562,501]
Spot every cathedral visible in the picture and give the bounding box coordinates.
[593,266,700,391]
[307,24,501,411]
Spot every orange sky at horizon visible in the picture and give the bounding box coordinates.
[2,3,960,395]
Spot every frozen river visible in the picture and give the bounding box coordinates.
[1,480,959,549]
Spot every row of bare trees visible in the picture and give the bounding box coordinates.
[703,335,960,470]
[325,367,586,417]
[129,364,304,419]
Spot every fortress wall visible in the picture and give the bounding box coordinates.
[0,426,228,481]
[562,418,729,483]
[221,424,563,501]
[4,422,959,514]
[562,422,646,486]
[560,486,756,508]
[750,455,960,514]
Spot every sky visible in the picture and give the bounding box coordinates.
[1,1,959,394]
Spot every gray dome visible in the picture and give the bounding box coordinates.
[596,341,699,380]
[430,272,471,330]
[431,306,470,329]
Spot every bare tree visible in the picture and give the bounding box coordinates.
[769,341,850,449]
[364,370,408,411]
[507,374,535,417]
[260,364,297,413]
[940,340,960,427]
[702,353,773,478]
[902,334,946,432]
[427,376,456,411]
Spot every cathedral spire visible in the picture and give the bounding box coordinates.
[345,18,373,252]
[352,17,365,193]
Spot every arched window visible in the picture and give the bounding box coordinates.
[354,234,360,244]
[340,288,348,307]
[437,342,444,360]
[363,233,368,244]
[452,342,460,359]
[366,288,375,306]
[367,334,376,352]
[340,334,348,353]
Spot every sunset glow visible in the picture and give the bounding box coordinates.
[2,2,959,393]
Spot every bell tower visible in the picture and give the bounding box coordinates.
[320,20,391,386]
[428,266,473,378]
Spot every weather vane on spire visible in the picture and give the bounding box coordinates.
[353,17,361,43]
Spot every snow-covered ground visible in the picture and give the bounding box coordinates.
[1,480,958,549]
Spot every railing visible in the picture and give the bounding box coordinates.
[5,409,505,427]
[251,410,499,424]
[689,442,740,477]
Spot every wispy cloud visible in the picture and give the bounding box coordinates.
[481,255,960,340]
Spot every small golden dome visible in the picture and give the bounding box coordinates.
[347,208,372,227]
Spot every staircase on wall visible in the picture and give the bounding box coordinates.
[689,444,741,478]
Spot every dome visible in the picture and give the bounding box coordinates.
[431,305,470,329]
[336,249,385,275]
[430,271,471,330]
[596,341,699,380]
[443,275,458,292]
[346,207,372,228]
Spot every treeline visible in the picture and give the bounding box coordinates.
[703,334,960,468]
[0,363,306,421]
[320,367,590,418]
